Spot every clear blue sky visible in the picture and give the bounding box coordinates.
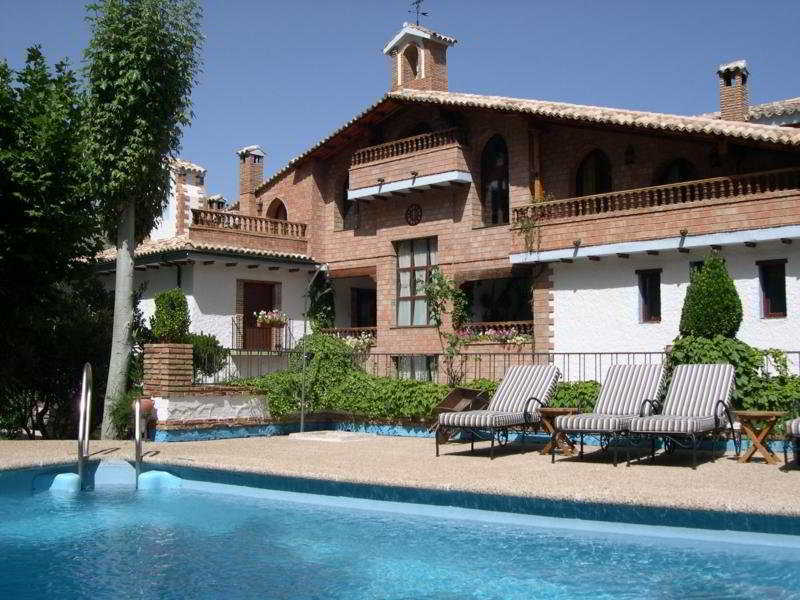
[2,1,799,206]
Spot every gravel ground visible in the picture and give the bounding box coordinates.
[1,437,797,516]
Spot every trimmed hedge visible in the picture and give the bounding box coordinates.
[679,253,742,339]
[150,288,190,343]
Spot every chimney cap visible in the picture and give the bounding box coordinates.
[717,60,749,77]
[235,144,265,157]
[382,22,457,55]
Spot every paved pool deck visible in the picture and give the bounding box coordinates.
[1,437,797,516]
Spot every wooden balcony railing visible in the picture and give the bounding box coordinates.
[513,167,800,224]
[350,127,466,166]
[192,208,307,239]
[319,327,377,338]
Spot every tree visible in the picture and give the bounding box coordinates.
[83,0,203,438]
[0,48,110,437]
[679,252,743,339]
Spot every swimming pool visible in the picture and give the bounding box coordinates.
[1,467,799,599]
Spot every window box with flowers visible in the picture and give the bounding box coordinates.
[254,309,289,328]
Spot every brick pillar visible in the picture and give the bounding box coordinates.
[142,343,193,397]
[531,265,554,353]
[175,169,188,235]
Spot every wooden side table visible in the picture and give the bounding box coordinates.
[735,410,787,465]
[539,407,579,457]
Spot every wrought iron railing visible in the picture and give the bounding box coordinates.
[350,127,466,166]
[197,349,800,387]
[230,314,298,353]
[513,167,800,223]
[191,208,307,238]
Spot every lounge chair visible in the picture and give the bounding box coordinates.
[785,417,800,468]
[627,363,736,469]
[435,364,561,459]
[553,364,666,466]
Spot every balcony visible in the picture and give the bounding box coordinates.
[510,166,800,262]
[190,208,308,255]
[348,127,471,201]
[513,167,800,224]
[455,321,534,345]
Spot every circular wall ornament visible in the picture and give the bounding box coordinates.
[405,203,422,226]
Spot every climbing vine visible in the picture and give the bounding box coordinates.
[425,267,470,385]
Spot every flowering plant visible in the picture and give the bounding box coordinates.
[340,331,376,353]
[455,325,533,345]
[254,309,289,327]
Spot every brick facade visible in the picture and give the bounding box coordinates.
[142,343,193,397]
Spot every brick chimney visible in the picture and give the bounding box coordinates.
[383,23,457,92]
[236,145,265,215]
[717,60,749,122]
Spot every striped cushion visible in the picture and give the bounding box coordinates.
[438,410,534,428]
[788,418,800,437]
[487,365,561,413]
[662,364,735,417]
[628,414,717,435]
[594,364,665,416]
[556,413,633,433]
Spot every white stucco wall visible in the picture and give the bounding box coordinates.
[552,241,800,354]
[102,261,311,349]
[153,393,267,421]
[189,262,310,348]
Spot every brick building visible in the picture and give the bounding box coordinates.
[104,22,800,382]
[97,151,318,364]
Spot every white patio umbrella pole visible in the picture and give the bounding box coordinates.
[300,263,328,432]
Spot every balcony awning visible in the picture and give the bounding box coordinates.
[510,224,800,265]
[347,170,472,201]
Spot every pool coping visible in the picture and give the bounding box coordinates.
[4,455,799,526]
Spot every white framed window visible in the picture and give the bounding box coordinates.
[395,237,437,326]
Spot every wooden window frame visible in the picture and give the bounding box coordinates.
[636,269,662,323]
[757,259,788,319]
[395,237,437,327]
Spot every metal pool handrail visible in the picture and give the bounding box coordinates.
[77,363,92,490]
[134,397,143,489]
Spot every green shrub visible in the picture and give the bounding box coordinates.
[464,378,499,398]
[241,370,303,418]
[110,389,140,439]
[150,288,190,343]
[189,332,228,379]
[551,381,600,411]
[679,253,742,338]
[667,335,798,413]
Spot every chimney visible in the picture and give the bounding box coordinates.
[236,145,265,215]
[717,60,749,122]
[383,23,457,92]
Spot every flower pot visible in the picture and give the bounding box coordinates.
[138,397,154,415]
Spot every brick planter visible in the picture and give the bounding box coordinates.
[142,343,193,398]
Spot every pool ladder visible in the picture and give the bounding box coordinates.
[77,364,92,490]
[76,363,143,490]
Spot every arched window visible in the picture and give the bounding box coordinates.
[403,44,420,80]
[656,158,696,185]
[266,198,287,221]
[481,135,509,225]
[575,150,612,197]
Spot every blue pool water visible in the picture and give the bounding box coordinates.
[1,475,800,599]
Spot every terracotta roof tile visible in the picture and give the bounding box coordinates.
[256,89,800,194]
[96,235,313,264]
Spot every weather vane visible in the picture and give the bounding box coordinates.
[409,0,429,25]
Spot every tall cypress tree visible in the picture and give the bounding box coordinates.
[679,253,743,338]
